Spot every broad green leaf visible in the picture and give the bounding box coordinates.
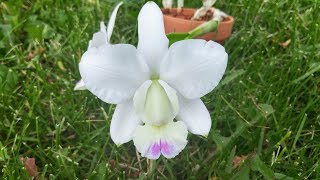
[211,131,231,151]
[221,69,245,85]
[166,32,189,46]
[292,62,320,84]
[0,65,18,93]
[231,166,250,180]
[225,146,237,173]
[259,104,274,117]
[250,155,275,180]
[88,162,108,180]
[274,173,294,180]
[25,21,44,40]
[42,23,55,39]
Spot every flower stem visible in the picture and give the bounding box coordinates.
[147,159,154,177]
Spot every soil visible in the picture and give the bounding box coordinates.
[162,8,225,22]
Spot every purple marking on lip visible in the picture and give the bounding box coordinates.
[160,140,173,156]
[150,142,161,157]
[147,140,174,158]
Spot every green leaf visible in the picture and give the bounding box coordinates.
[250,156,275,180]
[88,162,108,180]
[166,32,189,46]
[259,104,274,117]
[231,166,250,180]
[0,65,18,93]
[225,146,237,173]
[221,69,246,86]
[25,21,44,40]
[274,173,294,180]
[292,62,320,84]
[42,23,55,39]
[0,141,9,161]
[211,131,231,151]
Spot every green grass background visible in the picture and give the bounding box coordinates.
[0,0,319,179]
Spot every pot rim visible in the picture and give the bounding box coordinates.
[162,8,234,25]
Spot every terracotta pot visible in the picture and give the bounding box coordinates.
[162,8,234,42]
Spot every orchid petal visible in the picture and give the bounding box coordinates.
[90,22,108,48]
[158,80,179,117]
[160,39,228,99]
[133,121,188,159]
[161,121,188,158]
[133,124,161,159]
[138,1,169,74]
[106,2,123,43]
[133,80,152,120]
[79,44,149,104]
[74,79,87,91]
[176,96,211,136]
[110,101,141,145]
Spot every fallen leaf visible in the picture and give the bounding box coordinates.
[57,61,66,71]
[20,157,39,178]
[232,155,248,168]
[108,159,116,169]
[26,47,44,61]
[279,39,291,48]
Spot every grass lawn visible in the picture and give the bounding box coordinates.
[1,0,319,179]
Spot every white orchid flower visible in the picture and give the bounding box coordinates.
[74,2,123,91]
[79,2,228,159]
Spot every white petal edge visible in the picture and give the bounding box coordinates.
[133,80,152,122]
[74,79,87,91]
[106,1,123,42]
[176,96,211,136]
[133,124,161,159]
[160,39,228,99]
[133,121,188,159]
[158,80,179,117]
[79,44,149,104]
[137,1,169,74]
[90,22,108,48]
[161,121,188,158]
[110,101,141,146]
